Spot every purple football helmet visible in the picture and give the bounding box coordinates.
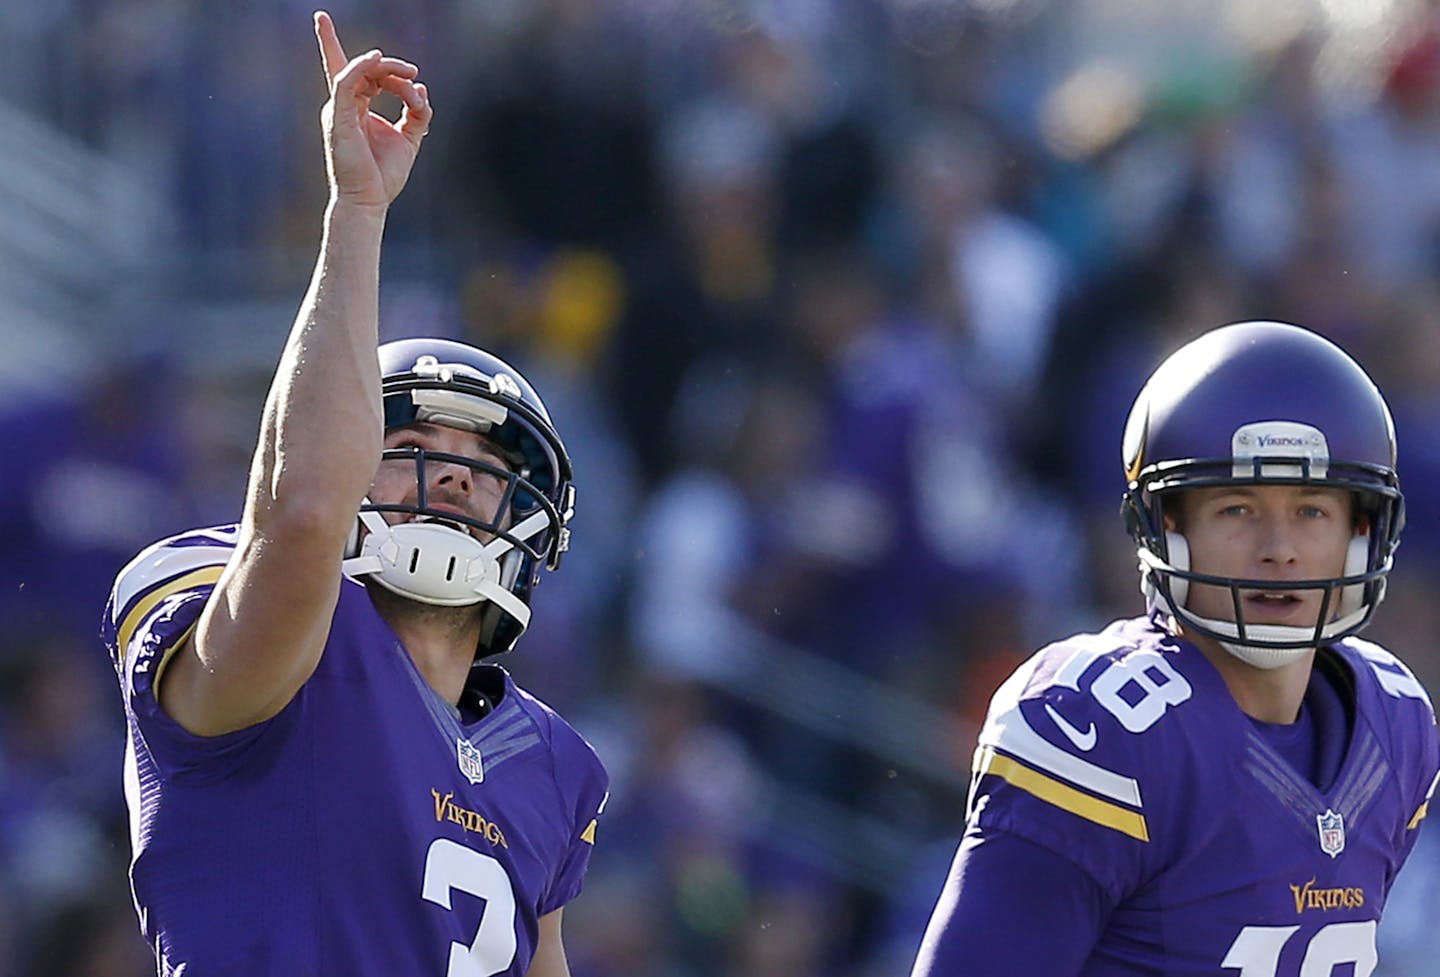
[1121,321,1404,666]
[343,338,575,658]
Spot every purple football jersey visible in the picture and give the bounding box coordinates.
[102,525,609,976]
[920,615,1439,977]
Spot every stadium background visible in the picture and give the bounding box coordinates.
[4,0,1440,973]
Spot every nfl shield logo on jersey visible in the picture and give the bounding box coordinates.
[457,738,485,785]
[1316,809,1345,858]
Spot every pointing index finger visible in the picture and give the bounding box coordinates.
[314,10,348,85]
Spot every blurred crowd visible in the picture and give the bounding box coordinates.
[6,0,1440,974]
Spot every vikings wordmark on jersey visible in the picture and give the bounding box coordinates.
[103,527,608,977]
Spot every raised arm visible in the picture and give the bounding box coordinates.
[159,11,433,736]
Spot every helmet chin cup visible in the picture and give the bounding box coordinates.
[361,520,498,607]
[342,511,532,626]
[1216,634,1317,670]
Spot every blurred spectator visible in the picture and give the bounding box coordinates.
[605,93,786,485]
[587,673,764,976]
[883,112,1068,416]
[630,364,825,683]
[0,355,191,654]
[0,634,132,973]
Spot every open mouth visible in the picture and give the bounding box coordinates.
[1240,589,1311,623]
[413,512,473,534]
[1246,591,1301,606]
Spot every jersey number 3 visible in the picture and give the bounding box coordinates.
[423,838,518,977]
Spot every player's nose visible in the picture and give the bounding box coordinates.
[1255,515,1300,565]
[427,457,472,497]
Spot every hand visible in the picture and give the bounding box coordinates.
[314,10,433,209]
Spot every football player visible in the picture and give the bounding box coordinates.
[101,12,606,976]
[909,320,1439,976]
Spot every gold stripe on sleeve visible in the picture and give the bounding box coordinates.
[1407,800,1429,831]
[151,623,199,698]
[977,747,1150,842]
[117,565,226,663]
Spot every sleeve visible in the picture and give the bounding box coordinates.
[966,640,1188,902]
[102,526,277,776]
[103,528,236,703]
[1393,675,1440,878]
[910,826,1113,977]
[1348,640,1440,872]
[539,719,610,915]
[1398,720,1440,871]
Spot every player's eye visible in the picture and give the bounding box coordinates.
[386,436,427,452]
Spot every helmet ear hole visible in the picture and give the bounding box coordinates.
[1165,532,1190,609]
